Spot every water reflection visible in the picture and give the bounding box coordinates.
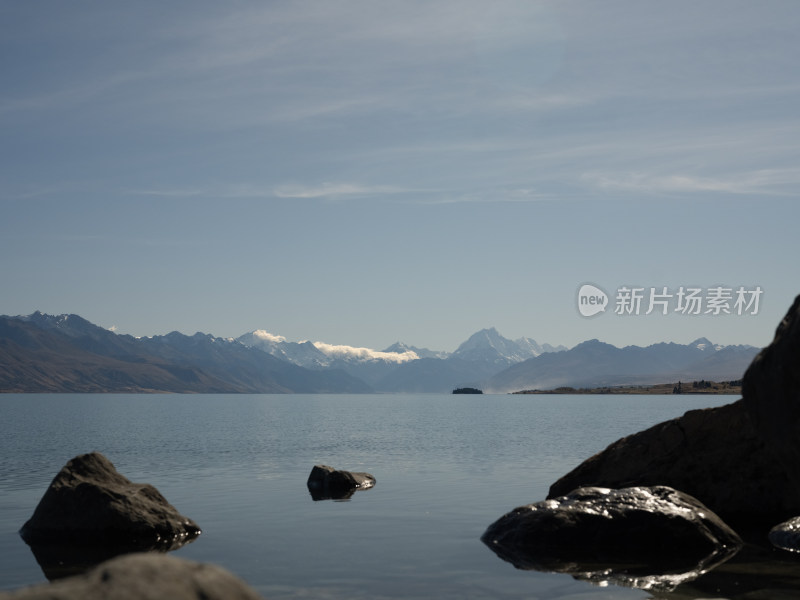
[648,544,800,599]
[306,479,375,501]
[483,536,738,593]
[22,533,200,580]
[483,537,800,598]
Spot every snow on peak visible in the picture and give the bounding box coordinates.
[311,342,419,363]
[690,337,717,351]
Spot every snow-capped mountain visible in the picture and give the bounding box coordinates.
[236,330,332,368]
[237,330,418,368]
[235,326,567,391]
[382,342,449,360]
[236,330,423,387]
[238,327,564,372]
[450,327,566,365]
[2,311,756,395]
[689,337,724,352]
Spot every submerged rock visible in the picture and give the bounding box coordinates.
[20,452,200,549]
[0,552,262,600]
[481,486,741,591]
[306,464,375,501]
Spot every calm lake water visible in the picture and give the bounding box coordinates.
[0,393,750,598]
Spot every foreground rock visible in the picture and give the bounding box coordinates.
[0,553,262,600]
[20,452,200,548]
[547,399,799,530]
[768,516,800,553]
[482,486,742,591]
[306,464,375,501]
[743,294,800,490]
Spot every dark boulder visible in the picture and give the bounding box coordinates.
[547,399,800,530]
[306,464,375,501]
[769,516,800,553]
[743,294,800,490]
[20,452,200,548]
[0,552,262,600]
[482,486,741,591]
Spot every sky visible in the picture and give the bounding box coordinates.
[2,1,800,353]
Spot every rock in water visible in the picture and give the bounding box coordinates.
[481,486,742,590]
[19,452,200,547]
[306,464,375,501]
[743,294,800,490]
[769,516,800,553]
[0,553,263,600]
[547,400,800,528]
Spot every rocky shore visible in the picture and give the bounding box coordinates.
[482,294,800,593]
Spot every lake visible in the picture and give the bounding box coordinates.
[0,393,758,598]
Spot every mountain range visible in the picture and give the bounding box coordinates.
[486,337,757,393]
[0,312,757,394]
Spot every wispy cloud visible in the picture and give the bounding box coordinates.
[250,330,287,344]
[125,182,416,201]
[272,182,411,199]
[244,330,418,362]
[127,188,205,198]
[583,168,800,196]
[312,342,419,363]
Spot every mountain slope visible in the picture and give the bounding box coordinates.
[0,316,235,393]
[486,339,759,393]
[2,312,757,394]
[382,342,448,360]
[0,314,370,393]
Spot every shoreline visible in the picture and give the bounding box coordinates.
[513,380,742,395]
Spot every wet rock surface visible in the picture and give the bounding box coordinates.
[0,553,263,600]
[306,464,375,501]
[19,452,200,577]
[547,399,800,529]
[769,516,800,553]
[482,486,742,591]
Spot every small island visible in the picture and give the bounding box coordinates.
[452,387,483,394]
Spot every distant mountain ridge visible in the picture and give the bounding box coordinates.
[0,312,758,393]
[486,337,758,393]
[235,325,567,392]
[0,312,369,393]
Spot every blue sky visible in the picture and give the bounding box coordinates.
[2,1,799,352]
